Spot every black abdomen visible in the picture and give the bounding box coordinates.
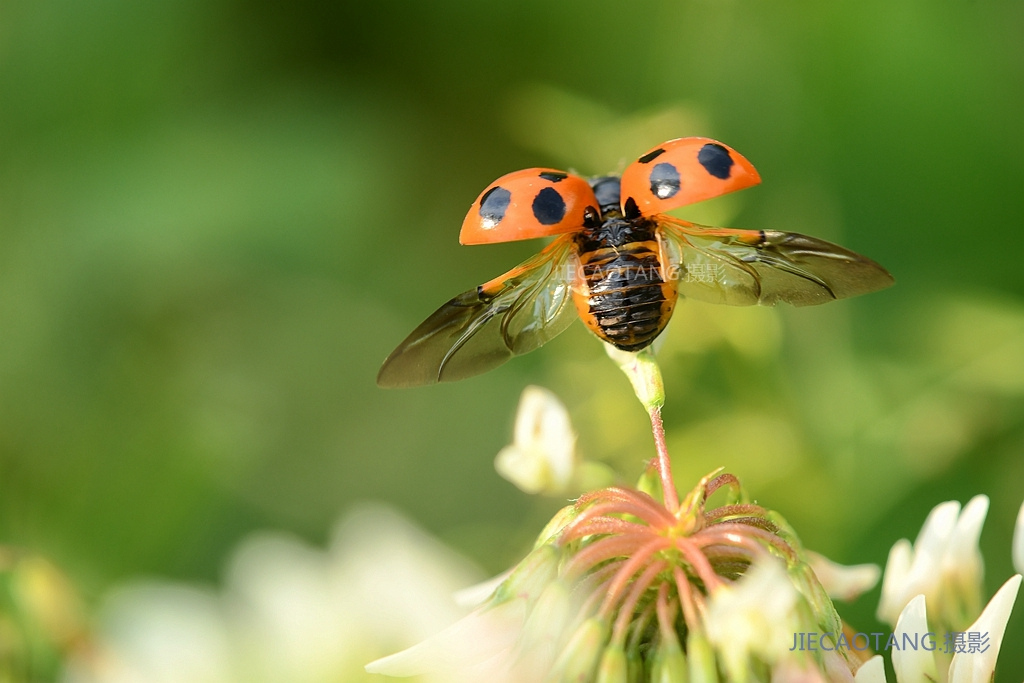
[573,218,676,352]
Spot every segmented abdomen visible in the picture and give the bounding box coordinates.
[573,235,677,352]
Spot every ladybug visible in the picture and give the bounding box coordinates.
[377,137,893,387]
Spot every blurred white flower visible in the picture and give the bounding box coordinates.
[494,385,612,496]
[877,495,988,631]
[365,544,567,683]
[807,550,880,602]
[494,386,576,495]
[66,586,233,683]
[452,568,512,609]
[703,557,802,682]
[364,599,528,682]
[62,504,483,683]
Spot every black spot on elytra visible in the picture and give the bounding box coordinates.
[638,148,666,164]
[479,186,512,228]
[539,171,568,182]
[532,187,566,225]
[649,162,681,199]
[697,143,733,179]
[623,196,641,219]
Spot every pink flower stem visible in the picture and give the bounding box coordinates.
[600,537,670,618]
[574,572,616,623]
[564,534,651,578]
[576,488,677,526]
[703,503,772,523]
[611,559,668,643]
[710,515,779,534]
[705,472,741,498]
[563,517,652,540]
[648,407,680,515]
[655,581,678,643]
[628,600,657,652]
[673,566,699,631]
[562,500,673,540]
[700,522,798,562]
[672,536,725,592]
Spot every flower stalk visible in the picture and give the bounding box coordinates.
[605,344,678,514]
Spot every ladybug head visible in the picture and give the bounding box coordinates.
[589,175,621,216]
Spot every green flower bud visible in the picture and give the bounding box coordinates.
[552,616,609,682]
[686,630,720,683]
[494,543,560,606]
[651,632,688,683]
[605,345,665,412]
[596,642,628,683]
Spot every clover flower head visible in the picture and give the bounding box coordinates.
[368,470,856,682]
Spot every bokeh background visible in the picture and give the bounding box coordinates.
[2,0,1024,680]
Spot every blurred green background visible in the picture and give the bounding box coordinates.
[2,0,1024,680]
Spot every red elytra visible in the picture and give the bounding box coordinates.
[459,168,598,245]
[619,137,761,217]
[459,138,760,246]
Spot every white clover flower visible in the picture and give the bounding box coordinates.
[865,490,1023,683]
[364,598,529,682]
[704,557,802,682]
[891,595,937,683]
[854,655,886,683]
[877,495,988,632]
[947,574,1021,683]
[856,574,1021,683]
[494,385,614,496]
[807,550,880,602]
[494,386,577,495]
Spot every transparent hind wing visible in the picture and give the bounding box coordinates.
[657,217,894,307]
[377,235,578,387]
